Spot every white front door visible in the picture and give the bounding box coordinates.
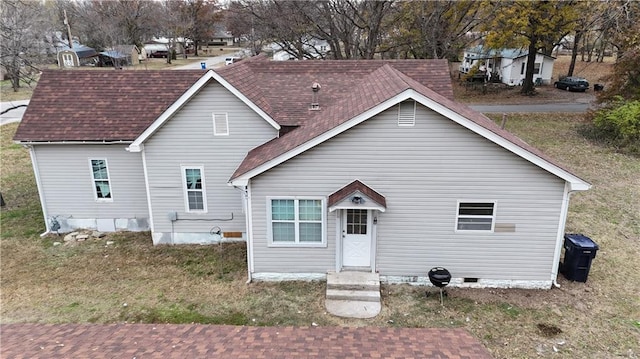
[342,209,372,267]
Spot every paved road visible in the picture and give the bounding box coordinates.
[469,102,591,113]
[172,50,246,70]
[0,99,29,126]
[0,323,494,359]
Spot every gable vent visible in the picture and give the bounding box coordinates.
[397,100,416,126]
[213,113,229,136]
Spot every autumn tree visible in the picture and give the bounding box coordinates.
[483,1,578,95]
[598,2,640,102]
[584,2,640,155]
[383,1,486,60]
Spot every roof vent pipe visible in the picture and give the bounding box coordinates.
[310,82,321,110]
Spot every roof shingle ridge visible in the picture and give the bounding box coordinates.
[230,64,422,179]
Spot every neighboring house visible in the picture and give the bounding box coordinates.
[56,43,98,67]
[98,50,128,67]
[15,56,589,289]
[114,45,144,65]
[208,28,234,47]
[144,38,187,57]
[460,45,555,85]
[98,46,143,67]
[265,38,330,61]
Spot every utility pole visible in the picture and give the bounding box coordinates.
[64,9,73,49]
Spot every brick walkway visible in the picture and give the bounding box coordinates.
[1,324,493,359]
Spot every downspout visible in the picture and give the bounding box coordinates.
[235,183,253,284]
[26,145,50,236]
[551,182,572,288]
[139,146,156,241]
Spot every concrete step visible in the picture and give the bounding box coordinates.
[327,282,380,291]
[326,289,380,302]
[326,271,380,291]
[325,299,381,319]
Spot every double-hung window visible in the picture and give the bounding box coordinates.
[90,159,112,201]
[182,166,207,212]
[268,197,325,246]
[534,63,541,74]
[456,202,496,231]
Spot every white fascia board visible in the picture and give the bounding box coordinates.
[329,204,386,213]
[16,140,132,145]
[230,89,590,191]
[407,90,591,192]
[128,70,280,153]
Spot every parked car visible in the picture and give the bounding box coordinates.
[225,57,240,66]
[150,50,168,58]
[554,77,589,92]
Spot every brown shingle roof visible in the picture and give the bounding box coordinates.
[229,62,586,185]
[328,180,387,209]
[216,58,454,126]
[14,69,204,142]
[13,60,586,187]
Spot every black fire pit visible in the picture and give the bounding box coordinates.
[428,267,451,305]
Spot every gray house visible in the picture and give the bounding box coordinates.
[14,56,589,289]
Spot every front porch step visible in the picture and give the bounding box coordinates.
[325,271,382,318]
[326,289,381,302]
[326,271,380,291]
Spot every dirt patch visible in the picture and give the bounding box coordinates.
[537,323,563,337]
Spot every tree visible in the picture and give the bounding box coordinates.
[228,0,393,60]
[584,3,640,155]
[598,5,640,102]
[58,0,161,50]
[383,1,485,60]
[0,0,49,91]
[483,1,578,95]
[182,0,218,57]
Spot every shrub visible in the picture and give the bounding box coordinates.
[585,98,640,155]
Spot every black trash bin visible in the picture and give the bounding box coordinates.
[561,233,599,282]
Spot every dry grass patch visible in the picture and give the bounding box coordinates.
[1,79,37,102]
[1,117,639,359]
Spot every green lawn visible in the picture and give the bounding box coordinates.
[1,116,638,359]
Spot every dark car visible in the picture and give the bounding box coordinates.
[554,77,589,92]
[150,50,168,58]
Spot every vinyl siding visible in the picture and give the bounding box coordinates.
[33,144,148,220]
[144,80,278,238]
[250,103,565,281]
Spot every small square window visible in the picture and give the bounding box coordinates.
[456,202,495,231]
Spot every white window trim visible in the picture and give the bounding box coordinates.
[88,158,113,202]
[212,112,229,136]
[181,165,208,213]
[454,200,497,232]
[397,100,416,127]
[266,196,327,248]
